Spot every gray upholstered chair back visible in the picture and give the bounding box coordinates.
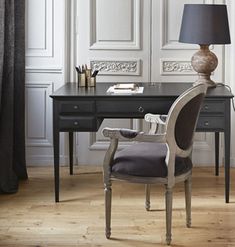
[175,93,205,150]
[165,84,207,157]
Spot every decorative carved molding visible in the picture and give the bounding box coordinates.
[90,60,140,75]
[162,61,195,75]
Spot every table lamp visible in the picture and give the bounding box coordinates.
[179,4,231,88]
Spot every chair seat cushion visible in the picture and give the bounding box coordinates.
[111,142,192,178]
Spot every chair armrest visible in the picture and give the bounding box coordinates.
[145,113,167,124]
[144,113,167,134]
[102,127,166,143]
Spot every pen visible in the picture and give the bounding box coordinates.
[92,70,99,77]
[75,66,81,74]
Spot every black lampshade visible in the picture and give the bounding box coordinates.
[179,4,231,45]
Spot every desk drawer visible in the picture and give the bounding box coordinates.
[59,116,98,131]
[197,116,224,130]
[59,101,95,114]
[201,101,225,114]
[97,99,173,116]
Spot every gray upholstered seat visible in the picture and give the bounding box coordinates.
[112,142,192,178]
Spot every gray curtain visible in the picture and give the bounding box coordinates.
[0,0,28,193]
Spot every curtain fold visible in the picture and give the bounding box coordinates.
[0,0,28,193]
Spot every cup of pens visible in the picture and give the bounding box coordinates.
[75,65,99,88]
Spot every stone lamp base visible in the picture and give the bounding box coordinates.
[191,45,218,88]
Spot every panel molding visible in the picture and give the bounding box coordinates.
[26,0,54,57]
[26,66,63,74]
[90,59,141,75]
[89,0,141,50]
[25,82,54,147]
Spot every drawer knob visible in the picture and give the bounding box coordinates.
[204,121,209,126]
[138,106,144,113]
[73,105,79,109]
[204,105,209,110]
[74,121,79,126]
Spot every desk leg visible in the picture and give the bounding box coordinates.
[69,132,73,175]
[224,129,230,203]
[53,101,60,202]
[53,131,60,202]
[224,100,231,203]
[215,132,219,176]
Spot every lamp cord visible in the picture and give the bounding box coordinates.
[216,83,235,112]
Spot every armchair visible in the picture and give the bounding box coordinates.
[102,84,207,245]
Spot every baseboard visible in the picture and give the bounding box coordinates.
[26,155,69,166]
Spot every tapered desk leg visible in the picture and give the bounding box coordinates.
[53,101,60,202]
[224,128,230,203]
[53,131,60,202]
[224,100,231,203]
[69,132,74,175]
[215,132,219,176]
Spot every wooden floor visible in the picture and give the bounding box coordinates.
[1,166,235,247]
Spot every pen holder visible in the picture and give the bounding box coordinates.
[85,69,92,79]
[76,65,98,87]
[78,73,86,87]
[87,76,96,87]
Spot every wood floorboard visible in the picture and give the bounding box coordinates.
[0,166,235,247]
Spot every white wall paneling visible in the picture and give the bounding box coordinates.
[89,0,141,50]
[76,0,151,83]
[25,0,67,166]
[73,0,230,166]
[26,0,53,57]
[25,0,234,167]
[25,82,53,147]
[74,0,151,165]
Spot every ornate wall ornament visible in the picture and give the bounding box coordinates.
[162,61,195,75]
[90,60,140,75]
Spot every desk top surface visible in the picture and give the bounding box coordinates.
[51,82,234,98]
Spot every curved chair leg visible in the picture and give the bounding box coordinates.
[184,176,192,228]
[104,181,112,239]
[145,184,151,211]
[165,186,173,245]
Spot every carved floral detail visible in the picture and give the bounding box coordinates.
[90,60,138,74]
[162,61,193,73]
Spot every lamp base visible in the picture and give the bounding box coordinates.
[193,73,216,88]
[191,45,218,88]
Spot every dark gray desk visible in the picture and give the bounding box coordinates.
[50,82,233,203]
